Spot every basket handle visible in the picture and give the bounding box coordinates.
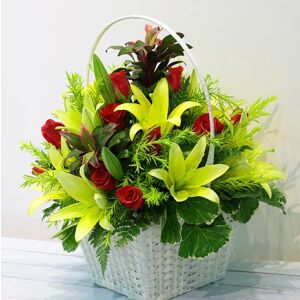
[86,15,215,165]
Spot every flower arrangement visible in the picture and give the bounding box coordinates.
[21,24,286,274]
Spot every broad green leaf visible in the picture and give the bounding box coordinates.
[80,125,95,152]
[107,129,130,149]
[101,147,124,180]
[94,194,108,209]
[82,151,95,165]
[179,217,231,258]
[149,78,169,125]
[92,54,115,103]
[53,110,81,134]
[92,124,117,150]
[148,169,171,188]
[55,171,95,204]
[161,203,181,244]
[231,195,259,223]
[185,136,206,171]
[129,123,143,140]
[61,131,86,151]
[48,203,88,222]
[176,197,219,225]
[49,146,64,170]
[185,164,229,187]
[131,84,151,110]
[170,186,189,202]
[28,190,64,216]
[186,186,220,203]
[115,103,146,121]
[169,142,185,183]
[75,207,101,241]
[164,101,200,133]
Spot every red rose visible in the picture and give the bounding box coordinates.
[231,113,241,125]
[116,185,144,209]
[90,163,116,191]
[100,103,126,129]
[41,119,64,148]
[167,66,184,92]
[32,166,45,175]
[110,70,130,99]
[147,127,162,154]
[193,113,225,135]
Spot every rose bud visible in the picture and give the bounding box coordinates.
[147,127,162,154]
[90,163,116,191]
[41,119,64,148]
[193,113,225,135]
[231,113,242,125]
[116,185,144,210]
[32,166,46,175]
[167,66,184,92]
[109,70,130,99]
[100,103,126,129]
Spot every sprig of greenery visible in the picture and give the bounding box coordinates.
[21,171,59,192]
[63,72,84,111]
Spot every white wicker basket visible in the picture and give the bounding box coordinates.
[81,15,237,300]
[81,222,237,300]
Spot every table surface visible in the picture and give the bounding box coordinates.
[2,237,300,300]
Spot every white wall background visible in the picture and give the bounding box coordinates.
[2,0,300,261]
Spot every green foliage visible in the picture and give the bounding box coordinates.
[179,215,231,258]
[63,72,84,111]
[20,141,52,168]
[88,224,112,275]
[260,186,286,213]
[21,171,59,192]
[52,222,79,252]
[176,197,219,225]
[161,203,181,244]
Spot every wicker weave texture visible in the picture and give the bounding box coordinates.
[81,222,236,300]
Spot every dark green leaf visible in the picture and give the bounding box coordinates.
[133,40,146,49]
[259,186,286,213]
[177,197,219,225]
[101,147,124,180]
[53,223,79,253]
[92,124,117,150]
[107,129,130,149]
[61,132,86,151]
[161,203,181,244]
[117,149,131,159]
[92,54,115,103]
[65,149,83,161]
[161,32,185,49]
[118,46,134,56]
[179,215,231,258]
[80,125,95,152]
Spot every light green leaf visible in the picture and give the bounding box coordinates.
[169,142,185,183]
[28,190,64,216]
[185,136,206,171]
[60,136,71,159]
[186,186,220,203]
[55,171,95,204]
[81,107,95,133]
[48,203,88,221]
[53,109,81,134]
[129,123,143,140]
[179,216,231,258]
[49,146,64,170]
[75,207,101,241]
[176,197,219,224]
[261,183,272,198]
[99,212,114,231]
[185,164,229,187]
[92,54,115,103]
[148,169,171,188]
[94,194,108,209]
[79,165,101,194]
[149,78,169,125]
[188,69,198,97]
[131,84,151,110]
